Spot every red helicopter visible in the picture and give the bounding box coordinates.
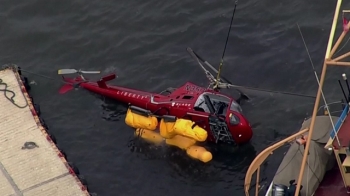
[57,47,254,145]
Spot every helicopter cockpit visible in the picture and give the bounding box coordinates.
[193,92,242,116]
[193,92,244,143]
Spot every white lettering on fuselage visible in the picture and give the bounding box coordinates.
[175,103,191,107]
[117,91,147,99]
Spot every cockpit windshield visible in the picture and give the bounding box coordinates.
[194,92,241,115]
[230,100,243,113]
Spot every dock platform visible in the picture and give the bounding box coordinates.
[0,66,90,196]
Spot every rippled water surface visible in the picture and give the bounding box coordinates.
[1,0,349,195]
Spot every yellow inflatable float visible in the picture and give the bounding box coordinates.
[125,107,212,163]
[125,106,158,131]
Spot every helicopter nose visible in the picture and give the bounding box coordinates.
[230,115,253,144]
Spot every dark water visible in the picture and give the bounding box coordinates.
[1,0,349,195]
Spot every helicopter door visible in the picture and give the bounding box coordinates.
[208,115,234,144]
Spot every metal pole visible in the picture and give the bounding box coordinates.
[343,73,350,100]
[294,0,343,194]
[338,79,349,102]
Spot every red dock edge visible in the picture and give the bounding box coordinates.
[12,67,92,195]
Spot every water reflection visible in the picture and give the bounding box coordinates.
[127,136,258,190]
[96,95,128,121]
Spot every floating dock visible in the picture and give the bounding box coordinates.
[0,66,91,196]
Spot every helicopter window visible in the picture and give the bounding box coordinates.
[203,95,215,114]
[182,95,194,99]
[229,113,240,125]
[230,100,243,113]
[194,93,230,114]
[194,107,205,112]
[215,102,227,115]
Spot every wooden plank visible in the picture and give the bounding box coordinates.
[0,172,16,196]
[23,175,85,196]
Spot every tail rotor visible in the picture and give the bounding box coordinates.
[58,68,100,80]
[57,68,101,94]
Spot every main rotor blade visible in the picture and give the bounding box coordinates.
[187,47,232,84]
[187,47,249,100]
[186,47,217,82]
[227,84,316,99]
[58,69,78,75]
[81,71,101,74]
[187,48,316,99]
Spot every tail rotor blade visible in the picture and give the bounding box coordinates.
[81,71,101,74]
[58,69,78,75]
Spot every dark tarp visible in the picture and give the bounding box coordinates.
[272,116,339,196]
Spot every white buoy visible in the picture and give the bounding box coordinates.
[342,73,347,80]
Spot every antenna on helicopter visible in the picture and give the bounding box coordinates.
[58,69,101,80]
